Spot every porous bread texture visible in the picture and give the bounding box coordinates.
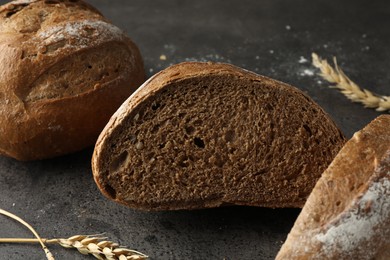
[276,115,390,260]
[92,62,345,211]
[0,0,145,160]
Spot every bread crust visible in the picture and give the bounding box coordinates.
[0,0,145,160]
[276,115,390,260]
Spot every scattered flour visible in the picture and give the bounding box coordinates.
[163,44,177,53]
[298,56,308,63]
[300,69,314,76]
[184,54,231,63]
[285,25,291,30]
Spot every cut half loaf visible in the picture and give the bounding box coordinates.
[276,115,390,260]
[92,62,345,210]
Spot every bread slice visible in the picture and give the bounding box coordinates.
[92,62,345,210]
[276,115,390,260]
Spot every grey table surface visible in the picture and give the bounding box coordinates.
[0,0,389,259]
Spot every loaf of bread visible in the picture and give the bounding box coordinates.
[276,115,390,260]
[92,62,345,211]
[0,0,145,160]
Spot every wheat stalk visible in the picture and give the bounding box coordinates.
[312,53,390,112]
[0,208,54,260]
[0,208,148,260]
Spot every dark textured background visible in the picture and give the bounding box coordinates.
[0,0,389,259]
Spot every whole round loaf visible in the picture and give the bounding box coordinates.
[0,0,145,160]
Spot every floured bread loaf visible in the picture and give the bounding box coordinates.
[276,115,390,260]
[92,62,345,210]
[0,0,145,160]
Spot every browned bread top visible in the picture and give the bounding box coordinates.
[276,114,390,260]
[92,62,345,211]
[0,0,145,160]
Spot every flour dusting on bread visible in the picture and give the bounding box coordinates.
[316,173,389,257]
[37,20,125,50]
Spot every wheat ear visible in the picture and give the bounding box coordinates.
[0,208,148,260]
[312,53,390,112]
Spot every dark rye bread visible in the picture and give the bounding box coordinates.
[276,115,390,260]
[92,62,346,211]
[0,0,145,160]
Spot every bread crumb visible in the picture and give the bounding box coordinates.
[160,54,167,60]
[285,25,291,30]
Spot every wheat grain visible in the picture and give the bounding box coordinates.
[0,208,148,260]
[312,53,390,112]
